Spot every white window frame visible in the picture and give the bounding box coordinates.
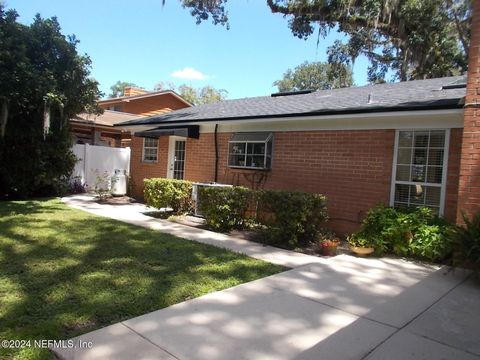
[108,105,122,112]
[228,133,273,170]
[390,129,450,216]
[142,137,158,163]
[167,136,187,179]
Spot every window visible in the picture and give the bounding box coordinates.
[173,140,186,180]
[391,130,449,215]
[142,137,158,162]
[228,132,273,170]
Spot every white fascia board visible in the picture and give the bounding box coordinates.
[114,124,156,133]
[203,109,464,133]
[117,108,464,134]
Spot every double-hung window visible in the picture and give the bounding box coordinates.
[228,132,273,170]
[142,137,158,162]
[391,130,449,215]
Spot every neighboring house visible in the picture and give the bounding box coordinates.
[71,87,192,147]
[98,87,192,116]
[71,110,141,147]
[117,74,477,234]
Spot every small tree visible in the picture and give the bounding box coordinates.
[154,81,228,105]
[178,84,228,105]
[109,80,138,98]
[0,6,102,198]
[273,61,353,92]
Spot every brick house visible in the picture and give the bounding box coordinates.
[116,2,480,235]
[98,87,192,117]
[71,87,192,147]
[116,73,480,235]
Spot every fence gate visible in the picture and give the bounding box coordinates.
[71,144,130,188]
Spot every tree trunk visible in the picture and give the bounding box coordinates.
[0,98,8,138]
[43,102,50,140]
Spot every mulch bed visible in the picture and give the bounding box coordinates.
[162,214,351,257]
[95,195,139,205]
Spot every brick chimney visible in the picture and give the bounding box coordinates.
[123,86,148,97]
[457,0,480,222]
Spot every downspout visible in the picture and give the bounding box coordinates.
[214,124,218,183]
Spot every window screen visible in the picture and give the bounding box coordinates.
[143,137,158,162]
[228,133,273,170]
[392,130,447,214]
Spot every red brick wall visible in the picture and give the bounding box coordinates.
[445,128,462,222]
[123,87,148,97]
[130,136,169,198]
[122,95,188,116]
[457,0,480,221]
[99,94,189,117]
[219,130,395,234]
[130,128,462,235]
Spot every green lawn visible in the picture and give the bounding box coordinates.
[0,199,284,359]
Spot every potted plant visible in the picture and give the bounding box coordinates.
[347,234,375,256]
[320,239,339,256]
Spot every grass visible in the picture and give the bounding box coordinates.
[0,198,284,359]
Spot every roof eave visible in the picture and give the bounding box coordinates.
[115,100,464,127]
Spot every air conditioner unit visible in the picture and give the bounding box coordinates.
[192,182,233,216]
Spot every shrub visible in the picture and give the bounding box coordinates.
[70,176,86,194]
[350,205,454,261]
[144,178,192,213]
[409,222,454,261]
[93,170,113,201]
[0,9,101,199]
[256,189,328,248]
[198,186,252,232]
[453,211,480,275]
[347,233,380,249]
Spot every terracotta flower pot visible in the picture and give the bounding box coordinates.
[350,246,375,256]
[321,244,338,256]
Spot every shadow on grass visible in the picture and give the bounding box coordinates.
[0,199,283,359]
[0,197,64,216]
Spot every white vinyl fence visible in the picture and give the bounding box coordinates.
[72,144,130,188]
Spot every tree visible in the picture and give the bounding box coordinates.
[273,61,353,92]
[154,81,228,105]
[109,80,137,98]
[179,85,228,105]
[0,6,102,198]
[177,0,472,82]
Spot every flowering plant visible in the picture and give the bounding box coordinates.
[321,239,339,247]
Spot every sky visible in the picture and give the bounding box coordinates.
[6,0,371,100]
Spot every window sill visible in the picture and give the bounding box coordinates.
[228,166,270,171]
[142,160,158,164]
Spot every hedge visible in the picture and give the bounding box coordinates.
[144,178,192,213]
[453,211,480,275]
[143,179,329,247]
[197,186,253,232]
[257,189,328,247]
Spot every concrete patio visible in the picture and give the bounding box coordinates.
[55,195,480,360]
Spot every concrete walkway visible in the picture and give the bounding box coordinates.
[56,195,480,360]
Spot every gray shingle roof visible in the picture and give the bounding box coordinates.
[116,76,466,127]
